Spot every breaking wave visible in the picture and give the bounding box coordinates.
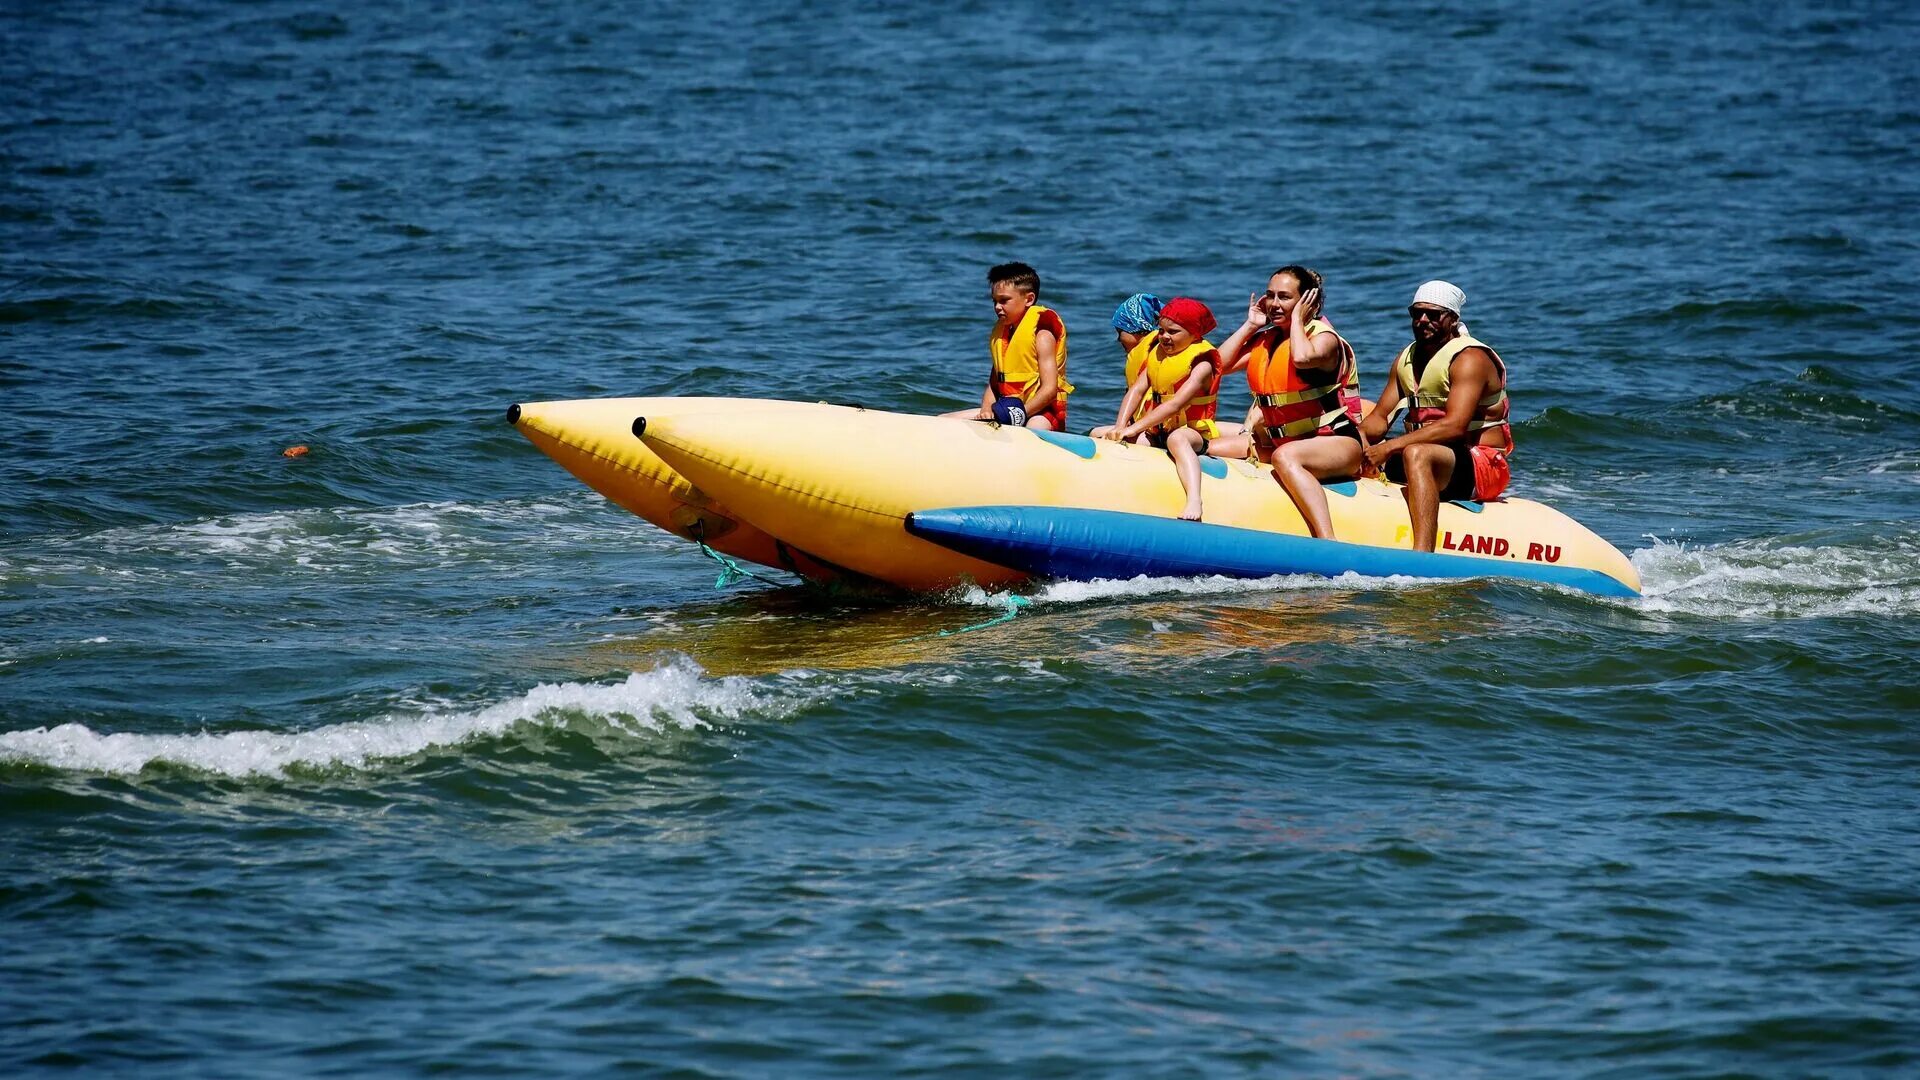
[0,657,810,778]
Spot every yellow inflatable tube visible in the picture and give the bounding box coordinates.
[635,399,1641,595]
[507,397,843,581]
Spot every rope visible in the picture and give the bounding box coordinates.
[696,541,787,589]
[934,593,1031,637]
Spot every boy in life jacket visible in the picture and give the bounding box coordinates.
[1361,280,1514,553]
[944,261,1071,431]
[1097,297,1223,521]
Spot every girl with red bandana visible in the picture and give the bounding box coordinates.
[1098,297,1223,521]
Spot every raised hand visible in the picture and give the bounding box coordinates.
[1296,287,1322,325]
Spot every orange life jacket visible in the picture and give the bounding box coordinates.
[1245,319,1360,442]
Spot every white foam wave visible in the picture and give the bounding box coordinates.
[1632,532,1920,619]
[942,532,1920,620]
[1,492,675,582]
[0,658,804,779]
[954,571,1429,608]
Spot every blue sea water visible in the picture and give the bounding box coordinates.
[4,0,1919,1074]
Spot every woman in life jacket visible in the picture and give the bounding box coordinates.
[1097,297,1223,521]
[1210,266,1368,539]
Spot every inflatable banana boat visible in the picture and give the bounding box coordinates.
[508,397,845,581]
[509,397,1640,598]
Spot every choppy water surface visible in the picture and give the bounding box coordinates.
[5,1,1918,1074]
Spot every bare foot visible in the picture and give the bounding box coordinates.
[1179,503,1203,522]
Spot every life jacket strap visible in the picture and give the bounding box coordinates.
[1256,388,1324,408]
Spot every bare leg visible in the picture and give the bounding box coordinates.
[1272,436,1365,539]
[1168,428,1207,520]
[1245,413,1275,466]
[1026,414,1057,431]
[1204,432,1253,460]
[942,407,986,420]
[1401,443,1455,552]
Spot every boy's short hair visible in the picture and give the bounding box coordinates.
[988,261,1041,297]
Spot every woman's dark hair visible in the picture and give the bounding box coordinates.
[1272,264,1323,297]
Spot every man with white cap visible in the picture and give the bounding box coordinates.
[1361,280,1514,552]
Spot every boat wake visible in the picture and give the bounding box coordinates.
[1630,527,1919,619]
[0,492,651,586]
[0,657,809,779]
[954,570,1431,608]
[943,525,1919,623]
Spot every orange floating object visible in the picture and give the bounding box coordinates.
[282,445,310,458]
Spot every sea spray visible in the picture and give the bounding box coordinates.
[1632,527,1920,619]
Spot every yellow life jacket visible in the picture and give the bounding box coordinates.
[1390,333,1510,437]
[1124,330,1158,421]
[1336,324,1364,420]
[989,303,1072,402]
[1144,339,1220,434]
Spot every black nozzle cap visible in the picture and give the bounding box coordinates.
[632,417,647,440]
[506,403,522,425]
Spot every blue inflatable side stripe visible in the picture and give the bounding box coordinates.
[903,506,1639,598]
[1032,430,1097,459]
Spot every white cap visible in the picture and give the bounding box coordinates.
[1411,280,1466,315]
